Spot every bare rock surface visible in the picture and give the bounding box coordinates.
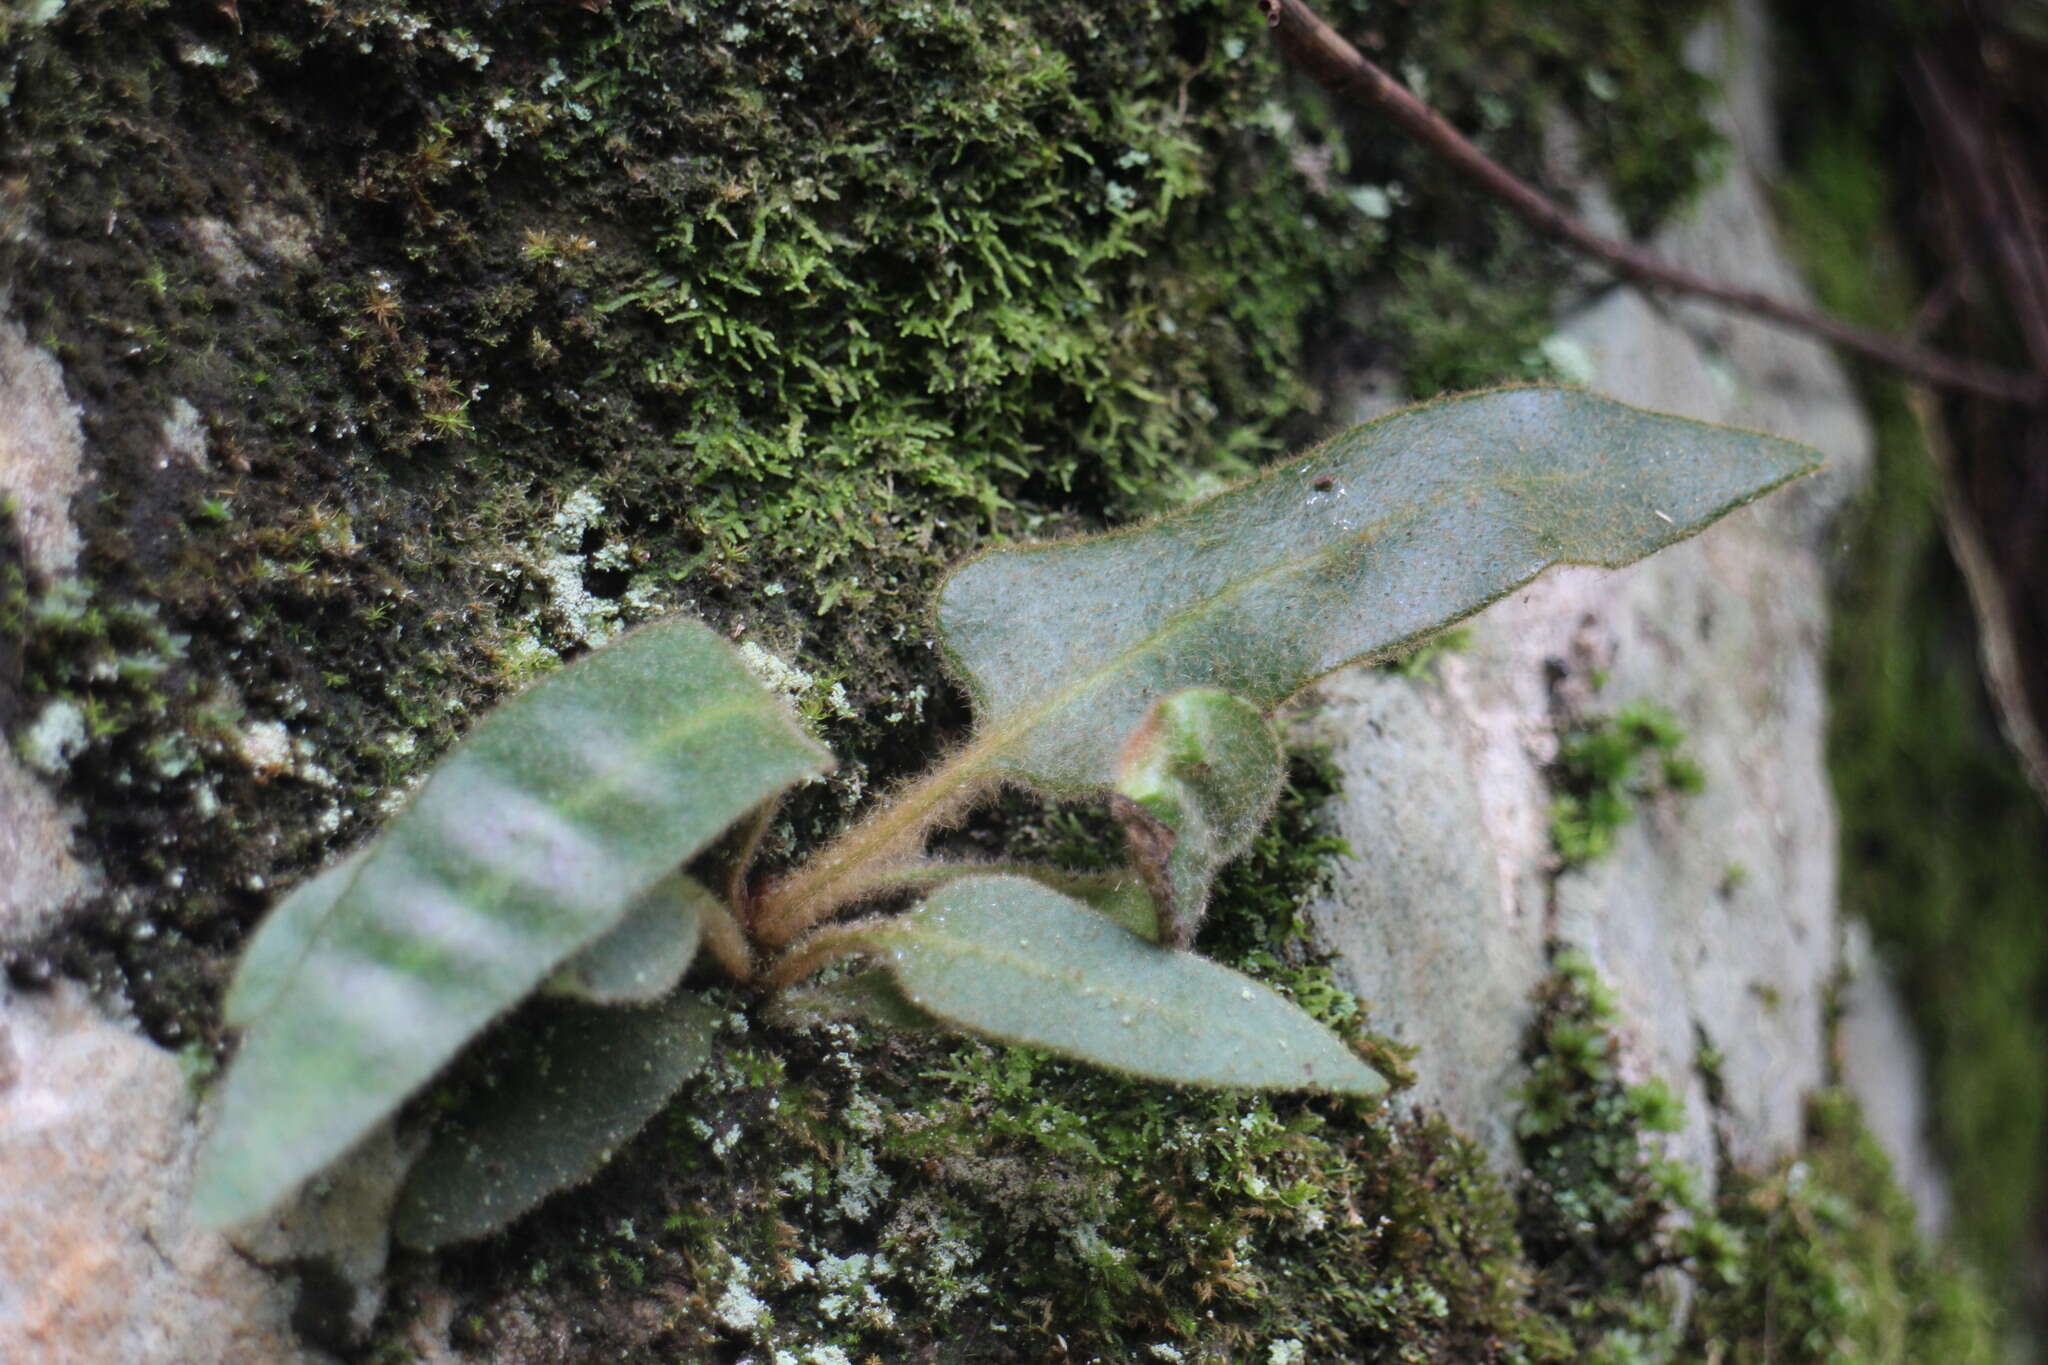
[0,748,95,948]
[1836,920,1952,1241]
[1,303,101,947]
[0,980,319,1365]
[0,303,87,579]
[1303,0,1928,1220]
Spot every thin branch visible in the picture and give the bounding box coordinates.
[1911,388,2048,806]
[1254,0,2048,407]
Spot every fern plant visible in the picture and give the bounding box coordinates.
[192,388,1816,1247]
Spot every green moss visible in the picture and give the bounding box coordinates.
[1684,1091,2000,1364]
[1510,953,1999,1365]
[1512,948,1735,1360]
[1377,245,1561,397]
[4,572,191,753]
[1383,625,1474,679]
[1406,0,1724,232]
[1549,700,1704,868]
[406,758,1544,1362]
[259,0,1400,597]
[1770,99,2048,1283]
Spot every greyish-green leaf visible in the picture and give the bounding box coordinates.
[873,874,1386,1097]
[195,619,831,1227]
[873,860,1162,941]
[1112,688,1284,947]
[542,872,711,1005]
[937,387,1818,791]
[392,994,722,1250]
[221,846,370,1027]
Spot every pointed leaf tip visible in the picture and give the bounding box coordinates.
[938,387,1817,791]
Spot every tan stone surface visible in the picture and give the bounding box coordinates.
[1,305,97,946]
[0,749,94,948]
[0,306,87,579]
[0,982,319,1365]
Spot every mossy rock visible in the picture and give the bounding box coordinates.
[0,0,1721,1044]
[7,0,1998,1360]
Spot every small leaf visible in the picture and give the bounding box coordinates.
[392,994,721,1249]
[874,874,1386,1096]
[938,388,1817,791]
[1111,688,1283,947]
[221,847,369,1027]
[197,619,831,1226]
[543,872,710,1005]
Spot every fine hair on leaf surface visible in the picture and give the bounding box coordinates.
[392,994,723,1250]
[193,621,830,1226]
[865,873,1386,1097]
[198,387,1817,1243]
[755,386,1816,941]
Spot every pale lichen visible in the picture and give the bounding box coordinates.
[18,697,86,774]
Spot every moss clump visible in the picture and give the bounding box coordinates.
[1510,952,2001,1365]
[1382,625,1474,680]
[3,572,190,763]
[1512,948,1736,1361]
[1387,0,1725,233]
[1684,1090,2000,1364]
[1376,244,1562,398]
[1548,700,1705,868]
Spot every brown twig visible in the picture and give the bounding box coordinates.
[1910,388,2048,805]
[1254,0,2048,407]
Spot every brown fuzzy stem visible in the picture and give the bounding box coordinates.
[724,795,782,925]
[760,916,893,991]
[698,894,757,984]
[750,734,1003,949]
